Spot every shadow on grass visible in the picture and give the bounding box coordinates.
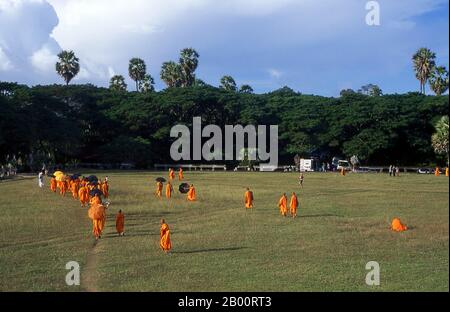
[300,213,340,218]
[172,247,248,254]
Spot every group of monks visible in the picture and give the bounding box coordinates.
[435,166,449,177]
[155,168,197,202]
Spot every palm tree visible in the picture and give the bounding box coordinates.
[429,66,449,96]
[179,48,199,87]
[220,75,237,91]
[139,74,155,93]
[431,115,449,166]
[160,61,183,88]
[239,84,254,94]
[55,50,80,85]
[412,48,436,94]
[128,58,146,91]
[109,75,127,91]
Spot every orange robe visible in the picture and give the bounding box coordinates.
[71,181,79,199]
[391,218,408,232]
[50,178,57,192]
[340,168,346,176]
[102,181,109,198]
[446,167,449,177]
[169,169,175,180]
[89,204,106,239]
[278,195,287,216]
[156,182,163,198]
[178,168,183,180]
[244,190,253,208]
[187,186,196,201]
[290,194,298,217]
[166,183,173,199]
[435,167,440,176]
[116,212,124,234]
[59,181,67,196]
[78,186,89,207]
[90,196,102,206]
[160,223,172,252]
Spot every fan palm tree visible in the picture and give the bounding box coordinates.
[412,48,436,94]
[160,61,183,88]
[431,115,449,166]
[109,75,127,91]
[55,50,80,85]
[220,75,237,91]
[179,48,199,87]
[128,58,146,91]
[429,66,449,96]
[139,74,155,93]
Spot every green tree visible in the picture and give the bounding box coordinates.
[139,74,155,93]
[429,66,449,96]
[358,84,382,96]
[55,50,80,85]
[412,48,436,94]
[160,61,183,88]
[239,84,254,94]
[179,48,199,87]
[128,58,146,91]
[109,75,127,91]
[431,115,449,165]
[220,75,237,91]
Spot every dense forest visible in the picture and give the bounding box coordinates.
[0,81,448,171]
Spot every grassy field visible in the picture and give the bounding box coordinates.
[0,171,448,291]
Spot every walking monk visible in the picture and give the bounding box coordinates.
[71,179,79,199]
[88,203,106,240]
[178,168,184,180]
[187,184,196,201]
[78,185,89,207]
[102,179,109,198]
[50,177,57,192]
[169,168,175,180]
[391,218,408,232]
[160,219,172,253]
[166,181,173,199]
[244,187,254,209]
[290,192,298,218]
[340,167,346,176]
[278,193,288,217]
[446,167,449,177]
[156,181,163,198]
[116,210,125,236]
[59,178,67,196]
[435,167,440,176]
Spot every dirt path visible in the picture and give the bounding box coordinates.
[81,239,102,292]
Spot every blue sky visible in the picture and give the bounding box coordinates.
[0,0,448,96]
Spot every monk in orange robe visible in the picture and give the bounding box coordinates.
[50,177,57,192]
[187,184,196,201]
[435,167,440,176]
[166,181,173,199]
[278,193,288,216]
[290,192,298,218]
[116,210,125,236]
[244,187,253,208]
[391,218,408,232]
[59,179,67,196]
[89,204,106,240]
[78,186,89,207]
[169,168,175,180]
[156,181,163,198]
[90,194,102,206]
[340,167,346,176]
[102,180,109,198]
[160,219,172,253]
[178,168,184,180]
[446,167,449,177]
[71,180,79,199]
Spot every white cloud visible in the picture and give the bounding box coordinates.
[0,47,13,70]
[30,44,57,72]
[268,69,282,79]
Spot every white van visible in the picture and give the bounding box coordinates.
[337,160,351,171]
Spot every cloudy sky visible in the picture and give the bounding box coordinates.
[0,0,448,96]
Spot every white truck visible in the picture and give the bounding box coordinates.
[299,158,315,172]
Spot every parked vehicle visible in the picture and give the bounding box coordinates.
[337,160,351,171]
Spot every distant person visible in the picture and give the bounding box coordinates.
[168,168,175,180]
[78,184,89,207]
[244,187,254,209]
[396,166,400,177]
[446,167,449,177]
[178,168,184,180]
[340,167,346,176]
[165,181,173,199]
[435,167,440,176]
[299,173,304,188]
[116,210,125,236]
[391,218,408,232]
[290,192,298,218]
[156,181,163,198]
[278,193,288,217]
[102,178,109,198]
[389,165,393,177]
[160,219,172,253]
[38,170,44,188]
[327,163,331,171]
[187,184,196,201]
